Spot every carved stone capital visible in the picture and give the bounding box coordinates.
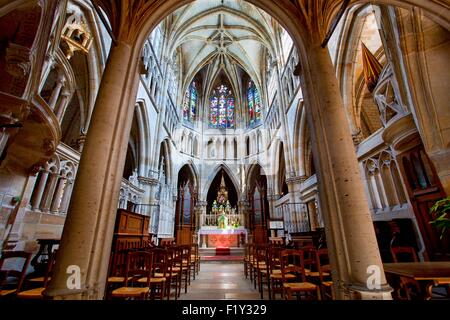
[286,175,307,184]
[238,200,250,207]
[196,200,208,207]
[352,130,364,145]
[267,194,280,201]
[138,176,159,186]
[5,43,31,79]
[28,162,45,176]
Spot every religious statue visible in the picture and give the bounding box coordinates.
[217,212,228,229]
[129,169,138,186]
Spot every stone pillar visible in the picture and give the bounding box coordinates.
[59,179,73,215]
[44,41,139,300]
[40,172,59,212]
[55,89,71,120]
[196,201,207,229]
[302,43,392,299]
[238,200,249,229]
[428,150,450,195]
[50,177,66,213]
[30,170,50,210]
[48,73,66,110]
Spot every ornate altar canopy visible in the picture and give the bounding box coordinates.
[198,174,247,248]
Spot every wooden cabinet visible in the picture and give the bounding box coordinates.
[109,209,151,277]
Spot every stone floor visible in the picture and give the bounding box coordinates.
[179,261,265,300]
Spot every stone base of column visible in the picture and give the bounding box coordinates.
[343,283,393,300]
[43,285,104,300]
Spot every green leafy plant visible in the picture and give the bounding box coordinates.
[429,196,450,239]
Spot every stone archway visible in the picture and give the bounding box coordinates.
[44,0,450,300]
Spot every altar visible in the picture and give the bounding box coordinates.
[198,173,248,248]
[198,227,248,248]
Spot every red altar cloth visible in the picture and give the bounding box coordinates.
[207,234,239,247]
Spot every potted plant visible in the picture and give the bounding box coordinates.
[429,196,450,239]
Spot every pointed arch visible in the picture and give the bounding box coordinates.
[202,164,240,201]
[176,161,199,190]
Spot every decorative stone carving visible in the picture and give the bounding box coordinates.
[61,15,93,60]
[352,130,364,145]
[43,138,56,154]
[28,161,45,176]
[5,43,32,79]
[382,113,420,155]
[373,64,406,126]
[286,175,307,184]
[138,176,159,186]
[74,134,87,152]
[128,169,138,185]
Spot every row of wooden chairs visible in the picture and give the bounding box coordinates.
[244,244,334,300]
[0,250,57,299]
[107,243,200,300]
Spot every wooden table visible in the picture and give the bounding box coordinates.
[384,262,450,299]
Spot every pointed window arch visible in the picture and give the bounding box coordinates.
[209,84,235,129]
[247,80,262,126]
[183,81,198,123]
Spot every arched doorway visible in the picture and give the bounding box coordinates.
[247,164,270,245]
[206,169,238,220]
[175,164,198,245]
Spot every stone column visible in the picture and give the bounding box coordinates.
[196,201,207,229]
[50,177,66,214]
[428,150,450,195]
[55,89,71,120]
[59,179,73,215]
[302,43,391,299]
[40,172,59,212]
[48,73,66,110]
[30,170,50,210]
[238,200,249,229]
[44,41,139,300]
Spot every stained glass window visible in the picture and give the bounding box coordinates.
[183,81,197,123]
[209,84,235,129]
[248,80,262,126]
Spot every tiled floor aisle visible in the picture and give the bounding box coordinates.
[179,261,263,300]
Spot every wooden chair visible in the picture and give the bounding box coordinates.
[190,243,200,280]
[390,246,419,262]
[250,244,259,288]
[280,249,320,300]
[254,245,270,299]
[180,245,191,294]
[105,248,136,299]
[160,238,175,247]
[269,237,284,246]
[111,251,153,300]
[301,246,316,275]
[0,251,32,298]
[314,248,334,300]
[244,243,255,282]
[170,245,187,298]
[165,247,180,300]
[137,248,167,300]
[390,246,420,300]
[17,250,57,299]
[269,245,295,300]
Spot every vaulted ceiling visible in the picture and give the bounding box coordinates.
[161,0,284,99]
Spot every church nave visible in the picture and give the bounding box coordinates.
[0,0,449,302]
[179,262,260,301]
